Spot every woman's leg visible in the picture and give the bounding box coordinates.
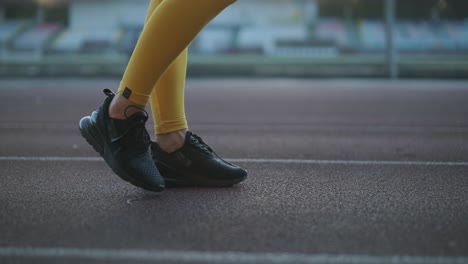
[109,0,236,120]
[145,0,189,153]
[141,0,246,189]
[150,49,188,153]
[149,50,188,137]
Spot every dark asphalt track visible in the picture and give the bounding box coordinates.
[0,78,467,263]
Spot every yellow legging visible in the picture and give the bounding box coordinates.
[118,0,235,135]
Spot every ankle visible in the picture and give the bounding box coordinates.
[109,94,145,120]
[156,129,188,153]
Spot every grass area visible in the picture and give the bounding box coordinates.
[1,53,468,76]
[192,54,468,68]
[1,53,468,66]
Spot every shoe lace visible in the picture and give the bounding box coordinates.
[128,120,151,150]
[112,106,150,152]
[190,133,213,154]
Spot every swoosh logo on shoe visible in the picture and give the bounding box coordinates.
[175,152,192,167]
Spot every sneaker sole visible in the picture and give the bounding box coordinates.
[156,161,247,188]
[79,116,164,192]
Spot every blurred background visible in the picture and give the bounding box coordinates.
[0,0,467,78]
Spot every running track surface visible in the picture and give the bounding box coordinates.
[0,78,467,264]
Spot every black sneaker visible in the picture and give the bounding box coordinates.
[79,89,165,192]
[151,131,247,187]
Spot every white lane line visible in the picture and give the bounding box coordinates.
[228,158,468,167]
[0,156,468,166]
[0,156,102,162]
[2,122,468,131]
[0,247,466,264]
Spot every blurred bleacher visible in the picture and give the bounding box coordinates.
[0,20,28,53]
[1,15,468,78]
[357,19,468,52]
[202,18,468,56]
[1,18,468,56]
[53,28,118,54]
[12,22,62,52]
